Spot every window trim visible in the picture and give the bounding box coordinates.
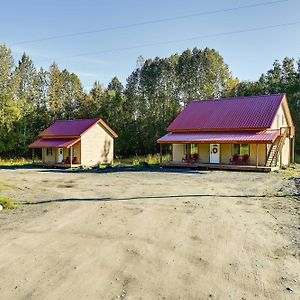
[185,144,198,154]
[46,148,53,156]
[232,144,250,156]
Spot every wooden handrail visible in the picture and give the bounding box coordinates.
[266,127,288,167]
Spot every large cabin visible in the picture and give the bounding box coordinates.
[158,94,295,172]
[29,118,118,168]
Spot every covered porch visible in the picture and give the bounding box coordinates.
[158,130,280,172]
[29,138,81,168]
[161,161,275,172]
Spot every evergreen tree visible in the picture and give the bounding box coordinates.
[0,45,20,155]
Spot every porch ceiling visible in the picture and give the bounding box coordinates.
[29,138,80,148]
[157,130,279,144]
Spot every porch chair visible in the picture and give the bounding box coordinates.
[230,154,240,164]
[242,154,249,164]
[191,153,199,163]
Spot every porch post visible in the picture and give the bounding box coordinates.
[256,144,258,167]
[280,147,282,168]
[160,144,162,164]
[32,148,34,163]
[292,137,295,164]
[70,146,73,168]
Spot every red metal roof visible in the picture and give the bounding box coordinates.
[167,94,284,132]
[39,118,99,137]
[29,138,80,148]
[157,130,279,144]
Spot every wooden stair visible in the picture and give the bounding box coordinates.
[266,128,288,167]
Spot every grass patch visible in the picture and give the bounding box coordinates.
[0,195,17,209]
[280,164,300,179]
[0,158,33,168]
[114,154,171,167]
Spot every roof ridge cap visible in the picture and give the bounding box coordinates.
[55,118,99,122]
[189,93,285,103]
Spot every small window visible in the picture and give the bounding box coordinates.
[185,144,198,154]
[277,114,280,129]
[282,115,285,126]
[46,148,53,156]
[233,144,240,155]
[233,144,250,156]
[191,144,198,154]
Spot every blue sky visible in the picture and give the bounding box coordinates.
[1,0,300,90]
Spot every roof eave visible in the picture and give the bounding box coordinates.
[38,135,80,138]
[78,118,118,138]
[167,127,269,132]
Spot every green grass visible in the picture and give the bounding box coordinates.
[113,154,171,167]
[282,168,300,179]
[0,158,33,167]
[0,195,17,209]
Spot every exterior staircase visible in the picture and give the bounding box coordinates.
[266,127,288,167]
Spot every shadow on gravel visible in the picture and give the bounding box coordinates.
[294,178,300,195]
[37,167,208,175]
[25,193,298,206]
[0,165,39,170]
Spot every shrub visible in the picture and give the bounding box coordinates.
[0,158,32,167]
[0,195,17,209]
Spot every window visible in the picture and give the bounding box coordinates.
[191,144,198,154]
[69,148,76,157]
[277,114,285,128]
[185,144,198,154]
[233,144,249,156]
[277,114,280,129]
[282,115,285,126]
[46,148,53,156]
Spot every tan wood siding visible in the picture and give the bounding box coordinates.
[172,144,185,162]
[249,144,267,166]
[42,148,56,164]
[220,144,232,164]
[198,144,209,163]
[281,137,290,166]
[80,124,114,166]
[271,103,288,129]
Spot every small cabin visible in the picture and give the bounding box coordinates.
[29,118,118,168]
[158,94,295,172]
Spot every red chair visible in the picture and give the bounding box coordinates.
[230,154,240,164]
[192,153,199,163]
[242,154,249,164]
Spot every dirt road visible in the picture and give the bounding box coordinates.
[0,168,299,299]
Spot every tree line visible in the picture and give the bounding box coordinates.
[0,44,299,158]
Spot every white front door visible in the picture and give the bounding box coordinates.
[57,148,63,163]
[210,144,220,164]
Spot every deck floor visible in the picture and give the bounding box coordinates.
[161,162,276,172]
[34,162,81,169]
